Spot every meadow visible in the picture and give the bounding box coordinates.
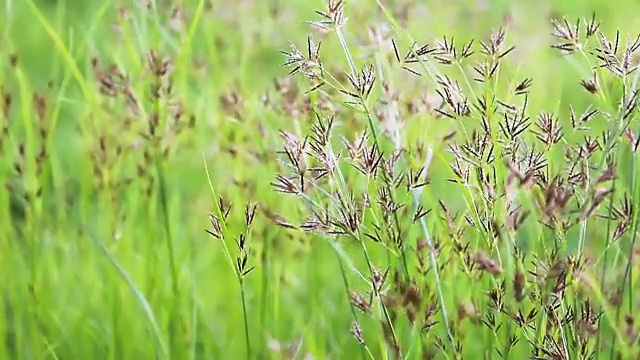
[3,0,640,358]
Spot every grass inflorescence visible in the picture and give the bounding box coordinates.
[3,0,640,359]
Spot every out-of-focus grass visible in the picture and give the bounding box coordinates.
[2,0,640,359]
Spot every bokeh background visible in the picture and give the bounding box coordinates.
[2,0,640,358]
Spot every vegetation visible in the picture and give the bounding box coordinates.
[3,0,640,358]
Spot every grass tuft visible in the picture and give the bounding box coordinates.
[4,0,640,359]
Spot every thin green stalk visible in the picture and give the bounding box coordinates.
[410,146,455,345]
[111,272,122,360]
[300,53,404,357]
[334,18,411,280]
[574,268,630,358]
[203,156,253,357]
[612,129,640,359]
[319,131,402,356]
[595,175,617,359]
[621,65,640,318]
[25,0,94,101]
[362,2,458,350]
[336,28,357,78]
[300,181,396,357]
[358,240,398,359]
[239,278,252,359]
[359,101,411,277]
[334,244,371,360]
[619,124,640,313]
[259,235,270,360]
[624,182,640,308]
[555,307,572,360]
[156,158,179,294]
[203,155,236,269]
[578,86,629,256]
[189,236,199,360]
[156,148,180,358]
[85,224,169,360]
[307,77,403,354]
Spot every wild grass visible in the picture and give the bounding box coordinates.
[3,0,640,359]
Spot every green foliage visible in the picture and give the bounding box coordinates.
[2,0,640,359]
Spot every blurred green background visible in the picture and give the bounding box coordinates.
[2,0,640,359]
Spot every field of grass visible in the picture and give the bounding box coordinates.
[3,0,640,359]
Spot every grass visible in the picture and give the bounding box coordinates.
[3,0,640,358]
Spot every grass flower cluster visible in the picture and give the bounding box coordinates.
[2,0,640,359]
